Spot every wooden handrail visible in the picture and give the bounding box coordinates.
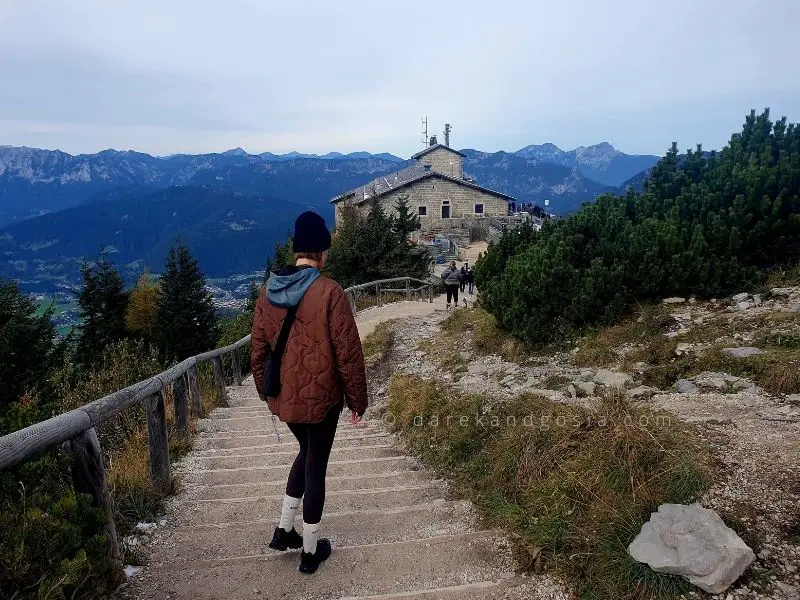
[0,278,432,469]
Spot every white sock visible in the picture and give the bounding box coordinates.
[279,495,301,531]
[302,520,320,554]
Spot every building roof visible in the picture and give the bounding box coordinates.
[410,144,466,160]
[330,164,516,205]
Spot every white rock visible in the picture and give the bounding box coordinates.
[771,287,793,298]
[135,521,158,533]
[628,385,656,399]
[788,394,800,403]
[752,294,762,306]
[675,343,691,356]
[574,381,596,396]
[664,331,680,339]
[593,369,633,389]
[663,297,686,304]
[776,582,800,599]
[676,379,699,394]
[124,565,144,578]
[736,301,753,311]
[732,292,751,303]
[628,503,755,594]
[722,347,765,358]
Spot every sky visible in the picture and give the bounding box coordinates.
[1,0,798,158]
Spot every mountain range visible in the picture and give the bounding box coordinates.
[0,142,661,293]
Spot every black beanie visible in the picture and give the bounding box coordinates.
[293,211,331,253]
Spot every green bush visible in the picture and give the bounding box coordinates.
[476,109,800,345]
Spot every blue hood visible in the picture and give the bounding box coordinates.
[267,267,321,308]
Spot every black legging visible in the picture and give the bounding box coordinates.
[446,285,459,304]
[285,403,341,525]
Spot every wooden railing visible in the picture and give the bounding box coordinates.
[0,276,438,571]
[343,277,437,313]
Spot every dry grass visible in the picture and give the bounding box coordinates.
[362,320,396,364]
[441,307,529,363]
[354,292,407,312]
[387,374,714,599]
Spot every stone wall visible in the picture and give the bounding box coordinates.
[418,148,463,179]
[377,177,508,230]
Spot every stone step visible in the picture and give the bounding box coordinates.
[154,499,476,561]
[191,456,417,486]
[193,432,392,453]
[184,470,437,501]
[173,483,446,526]
[339,578,542,600]
[138,531,514,600]
[187,445,401,470]
[198,419,385,434]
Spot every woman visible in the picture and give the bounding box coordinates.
[441,261,462,309]
[251,211,368,574]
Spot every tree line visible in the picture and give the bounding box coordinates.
[475,109,800,345]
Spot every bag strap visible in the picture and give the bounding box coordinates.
[271,305,298,364]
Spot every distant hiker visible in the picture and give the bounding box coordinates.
[466,267,475,295]
[459,264,468,292]
[441,261,462,309]
[251,211,368,574]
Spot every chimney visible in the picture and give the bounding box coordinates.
[429,135,437,147]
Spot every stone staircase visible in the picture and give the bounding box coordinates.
[118,310,547,599]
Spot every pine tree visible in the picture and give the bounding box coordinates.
[125,271,159,342]
[154,239,219,360]
[392,195,421,239]
[265,233,295,278]
[76,257,129,365]
[0,279,59,425]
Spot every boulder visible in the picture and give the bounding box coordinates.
[593,369,633,389]
[628,503,755,594]
[788,394,800,403]
[628,385,656,399]
[675,379,699,394]
[771,287,793,298]
[675,343,691,356]
[732,292,751,303]
[662,297,686,304]
[752,294,762,306]
[736,301,753,311]
[573,380,597,396]
[722,347,764,358]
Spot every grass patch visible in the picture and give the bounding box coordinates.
[387,374,715,599]
[765,264,800,288]
[441,307,529,363]
[362,320,396,364]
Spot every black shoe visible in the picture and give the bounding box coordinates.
[268,526,303,551]
[298,539,332,574]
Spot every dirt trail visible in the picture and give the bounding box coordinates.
[116,301,563,600]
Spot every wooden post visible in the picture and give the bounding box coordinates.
[187,364,203,418]
[429,284,433,303]
[376,284,382,307]
[70,428,121,564]
[406,279,411,301]
[348,291,356,315]
[212,356,228,406]
[232,350,243,386]
[172,374,189,439]
[145,391,171,492]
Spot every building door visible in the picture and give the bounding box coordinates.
[441,204,450,219]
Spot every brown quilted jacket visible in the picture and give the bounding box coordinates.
[250,273,368,423]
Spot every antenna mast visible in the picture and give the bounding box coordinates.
[444,123,452,147]
[421,116,428,147]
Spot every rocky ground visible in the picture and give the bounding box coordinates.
[369,288,800,600]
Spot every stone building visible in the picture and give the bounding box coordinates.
[330,137,515,230]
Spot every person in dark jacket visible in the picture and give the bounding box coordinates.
[465,267,476,295]
[251,211,368,574]
[459,264,467,292]
[441,261,462,309]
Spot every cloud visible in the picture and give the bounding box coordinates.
[1,0,798,157]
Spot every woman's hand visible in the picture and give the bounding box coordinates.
[350,410,364,426]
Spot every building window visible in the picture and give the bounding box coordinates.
[418,205,427,216]
[474,203,484,214]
